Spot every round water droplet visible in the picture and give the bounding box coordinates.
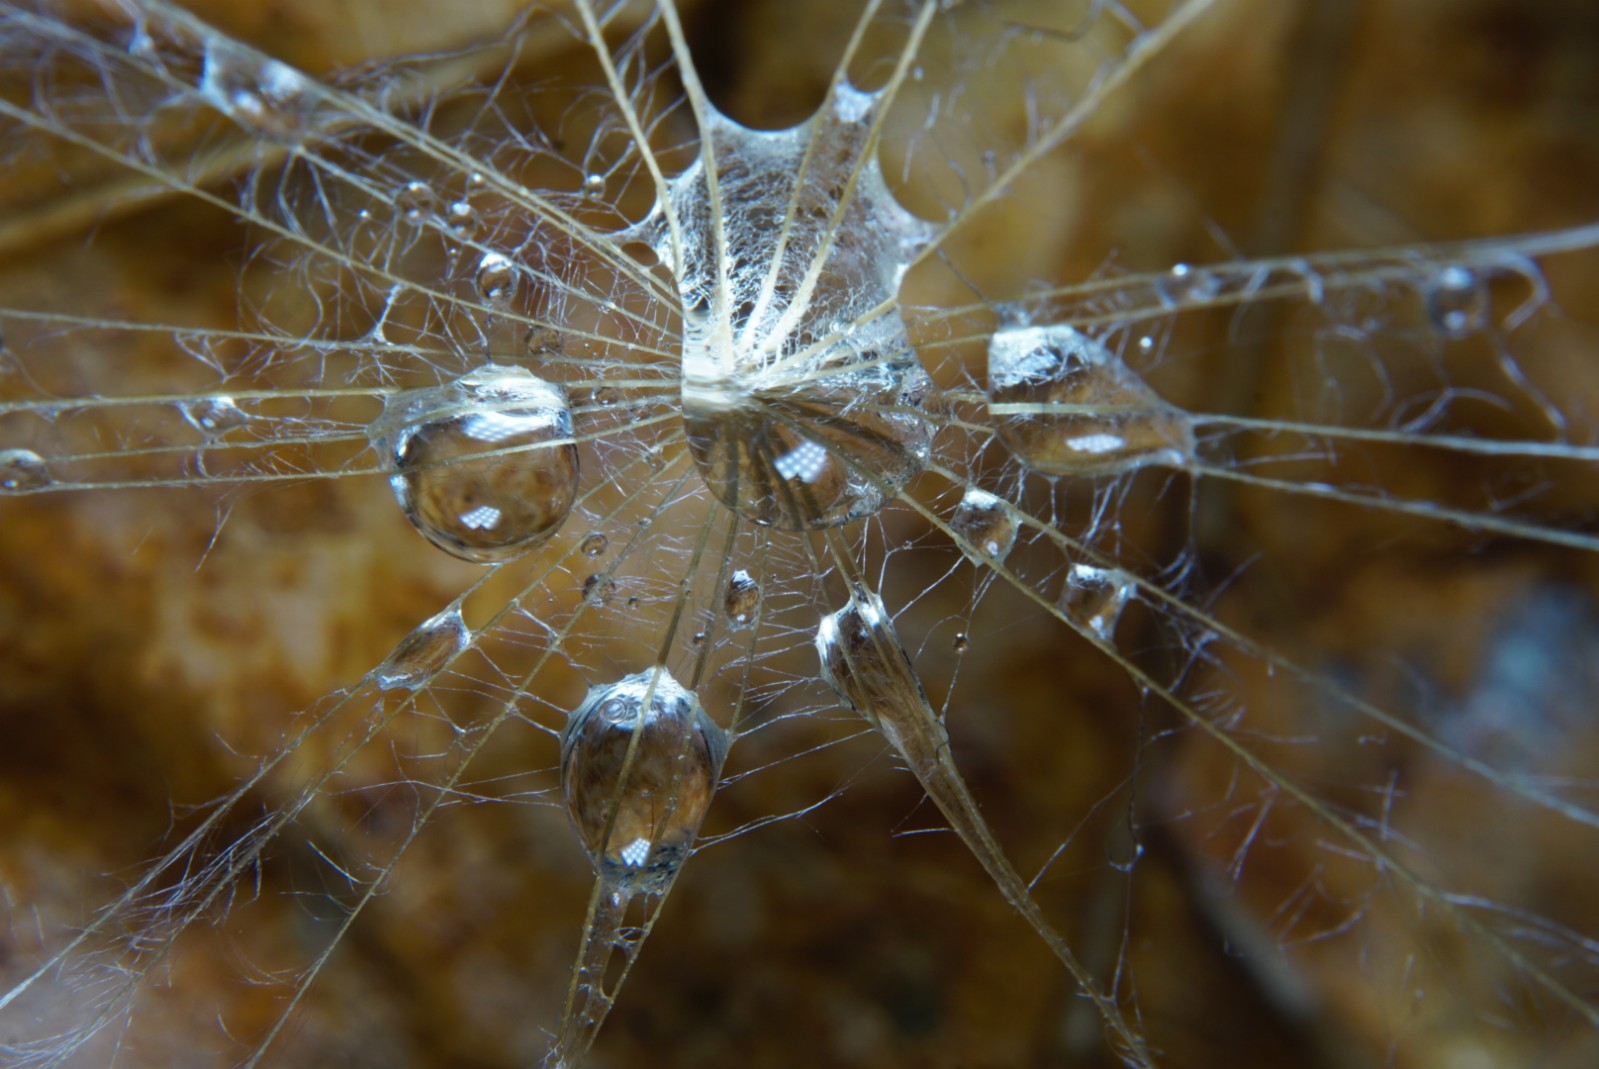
[952,632,969,654]
[445,200,479,240]
[723,570,760,627]
[560,668,728,890]
[377,364,578,564]
[474,252,517,303]
[690,631,707,648]
[396,181,438,224]
[182,396,248,437]
[0,448,51,493]
[583,173,606,195]
[1425,265,1487,338]
[987,324,1193,477]
[581,533,607,557]
[582,573,616,607]
[950,487,1019,565]
[1060,563,1133,642]
[466,171,488,193]
[682,314,933,529]
[626,596,640,610]
[375,606,469,690]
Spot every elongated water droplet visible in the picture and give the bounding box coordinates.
[445,200,480,240]
[580,533,607,558]
[1425,265,1487,338]
[815,590,934,757]
[952,632,969,654]
[1060,563,1133,641]
[474,252,517,303]
[723,569,760,627]
[377,364,578,564]
[987,324,1194,477]
[199,40,314,142]
[182,396,248,437]
[0,448,51,493]
[375,607,468,689]
[396,181,438,225]
[560,668,728,890]
[950,487,1019,565]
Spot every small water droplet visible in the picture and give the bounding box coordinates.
[583,574,616,607]
[560,668,728,890]
[1060,563,1133,641]
[952,632,969,654]
[581,533,607,557]
[199,40,314,142]
[375,606,469,689]
[987,323,1193,477]
[723,570,760,627]
[396,181,438,224]
[626,596,640,610]
[0,448,51,493]
[466,172,488,192]
[1425,265,1487,338]
[182,396,248,437]
[584,173,606,195]
[445,200,480,240]
[690,631,708,648]
[474,252,517,303]
[377,364,578,564]
[950,487,1019,565]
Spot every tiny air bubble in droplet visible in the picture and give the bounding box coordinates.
[375,606,469,690]
[560,668,729,890]
[396,181,438,224]
[474,252,517,303]
[951,487,1019,565]
[581,533,607,558]
[0,448,51,493]
[723,570,760,627]
[1060,563,1134,642]
[1425,265,1488,338]
[376,364,578,564]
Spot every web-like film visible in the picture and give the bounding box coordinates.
[2,1,1597,1066]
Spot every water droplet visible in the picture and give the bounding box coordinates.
[525,325,565,357]
[182,396,248,437]
[199,40,314,142]
[626,596,640,610]
[0,448,51,493]
[1158,262,1220,305]
[377,364,578,564]
[723,570,760,627]
[466,171,488,193]
[560,668,729,890]
[375,607,468,690]
[584,173,605,195]
[682,317,933,529]
[581,533,607,557]
[445,200,479,240]
[1059,563,1133,641]
[987,324,1193,477]
[952,632,969,654]
[474,252,517,303]
[396,181,438,224]
[690,631,708,648]
[815,589,940,760]
[1425,265,1487,338]
[950,487,1019,565]
[583,574,616,607]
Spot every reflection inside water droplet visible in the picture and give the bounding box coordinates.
[724,570,760,627]
[1060,563,1133,642]
[0,448,51,493]
[951,487,1019,565]
[375,606,469,690]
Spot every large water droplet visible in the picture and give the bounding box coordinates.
[682,315,933,529]
[950,487,1019,565]
[1425,265,1487,338]
[560,668,728,890]
[815,590,930,746]
[1060,563,1133,641]
[0,448,51,493]
[986,324,1193,477]
[375,606,469,690]
[182,396,248,437]
[377,364,578,564]
[723,569,760,627]
[474,252,517,304]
